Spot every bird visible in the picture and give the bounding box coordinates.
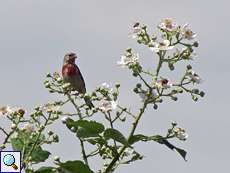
[62,53,94,108]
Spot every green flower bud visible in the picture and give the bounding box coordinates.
[54,156,60,162]
[187,64,192,70]
[133,88,139,93]
[46,73,52,78]
[136,83,142,88]
[115,83,120,88]
[199,91,205,97]
[132,72,138,77]
[192,95,198,102]
[193,41,199,47]
[153,104,158,110]
[171,96,178,101]
[192,89,199,94]
[53,134,59,142]
[168,63,175,71]
[48,131,54,136]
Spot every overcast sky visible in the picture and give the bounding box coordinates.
[0,0,229,172]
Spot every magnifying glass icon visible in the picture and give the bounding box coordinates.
[3,154,18,170]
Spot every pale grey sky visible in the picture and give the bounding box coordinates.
[0,0,229,172]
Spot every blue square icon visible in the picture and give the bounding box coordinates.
[0,151,21,173]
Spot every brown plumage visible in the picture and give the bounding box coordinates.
[62,53,94,108]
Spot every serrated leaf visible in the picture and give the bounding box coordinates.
[76,120,105,134]
[104,128,130,146]
[59,160,94,173]
[35,167,55,173]
[66,118,78,131]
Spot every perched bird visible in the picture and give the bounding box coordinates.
[62,53,94,108]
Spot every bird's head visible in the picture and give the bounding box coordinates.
[63,53,77,64]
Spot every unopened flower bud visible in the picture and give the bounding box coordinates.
[192,95,198,102]
[11,123,16,130]
[136,83,142,88]
[115,83,120,88]
[54,156,60,162]
[53,135,59,142]
[193,41,199,47]
[192,89,199,94]
[133,88,139,93]
[57,77,62,83]
[46,73,52,78]
[168,63,175,71]
[186,64,192,70]
[153,104,158,110]
[171,96,178,101]
[199,91,205,97]
[48,131,54,136]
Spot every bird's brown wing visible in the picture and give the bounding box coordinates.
[74,64,86,93]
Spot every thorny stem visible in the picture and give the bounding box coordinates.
[67,93,89,166]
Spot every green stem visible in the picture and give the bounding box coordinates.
[67,93,89,166]
[104,101,148,173]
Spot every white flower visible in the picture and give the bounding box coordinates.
[150,40,174,53]
[99,100,118,112]
[158,18,177,32]
[173,127,188,141]
[188,71,202,84]
[181,24,196,40]
[156,78,173,89]
[139,90,157,102]
[43,103,60,113]
[117,53,139,67]
[101,82,113,92]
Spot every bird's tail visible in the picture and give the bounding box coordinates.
[84,98,94,109]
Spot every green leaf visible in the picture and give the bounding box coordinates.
[35,167,55,173]
[66,118,78,131]
[31,147,50,163]
[154,137,187,161]
[104,128,130,146]
[76,120,105,138]
[76,120,105,134]
[59,160,94,173]
[11,132,50,163]
[11,138,24,151]
[129,134,187,161]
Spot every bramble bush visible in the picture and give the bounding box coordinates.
[0,19,204,173]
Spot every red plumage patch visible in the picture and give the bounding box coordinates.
[62,64,78,76]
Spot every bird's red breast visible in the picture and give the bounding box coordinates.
[62,64,79,77]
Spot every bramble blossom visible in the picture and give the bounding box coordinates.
[150,40,174,53]
[158,18,177,32]
[117,53,139,67]
[187,71,202,84]
[99,99,118,112]
[156,78,173,89]
[181,24,196,40]
[173,127,188,141]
